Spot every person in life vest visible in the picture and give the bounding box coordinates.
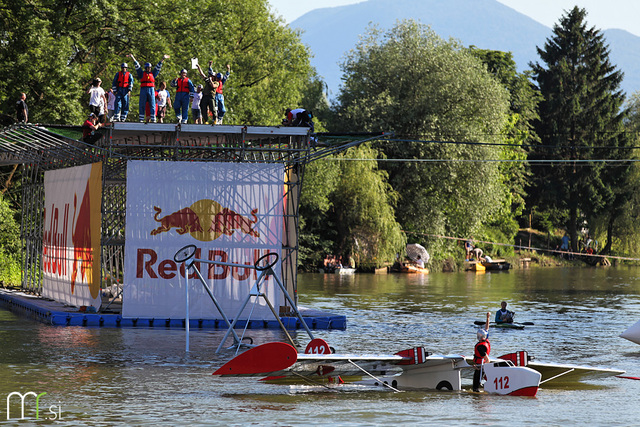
[473,312,491,392]
[130,53,169,123]
[170,69,196,124]
[495,301,515,324]
[213,64,231,124]
[112,62,134,122]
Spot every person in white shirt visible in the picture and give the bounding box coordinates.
[191,85,203,124]
[415,255,425,268]
[155,81,172,123]
[106,88,116,122]
[88,78,107,123]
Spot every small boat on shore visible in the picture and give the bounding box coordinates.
[464,260,485,272]
[390,264,429,274]
[390,243,430,274]
[319,266,356,274]
[482,259,511,271]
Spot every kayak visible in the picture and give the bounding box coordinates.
[474,320,532,330]
[492,322,525,330]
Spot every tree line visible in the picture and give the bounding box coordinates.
[0,3,638,280]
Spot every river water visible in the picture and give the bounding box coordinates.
[1,267,640,426]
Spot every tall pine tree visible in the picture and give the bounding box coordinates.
[529,7,630,253]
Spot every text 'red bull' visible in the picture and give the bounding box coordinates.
[136,248,273,281]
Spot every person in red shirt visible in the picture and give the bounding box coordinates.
[82,113,103,144]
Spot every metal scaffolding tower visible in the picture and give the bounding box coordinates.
[0,122,378,311]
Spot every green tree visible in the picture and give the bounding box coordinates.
[0,0,317,125]
[329,144,406,268]
[299,144,405,269]
[298,158,341,270]
[0,192,21,285]
[529,7,630,253]
[331,20,511,257]
[469,48,541,251]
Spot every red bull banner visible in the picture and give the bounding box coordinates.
[42,163,103,310]
[123,161,285,319]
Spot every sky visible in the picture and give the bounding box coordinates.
[267,0,640,37]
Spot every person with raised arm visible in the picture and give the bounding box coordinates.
[472,311,491,392]
[130,53,169,123]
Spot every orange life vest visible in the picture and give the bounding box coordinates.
[176,77,190,92]
[140,71,155,87]
[116,72,132,88]
[473,340,491,365]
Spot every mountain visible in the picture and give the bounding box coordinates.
[290,0,640,99]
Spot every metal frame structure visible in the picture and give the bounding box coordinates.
[0,122,378,314]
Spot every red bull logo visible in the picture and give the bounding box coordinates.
[151,199,260,242]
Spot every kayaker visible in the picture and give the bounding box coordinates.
[473,311,491,392]
[415,255,425,268]
[495,301,515,324]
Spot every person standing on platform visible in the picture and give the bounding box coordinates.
[106,88,116,122]
[131,53,168,123]
[87,78,107,123]
[195,61,218,124]
[15,93,28,123]
[112,62,134,122]
[191,85,203,124]
[473,312,491,392]
[155,81,172,123]
[214,64,230,124]
[171,69,195,124]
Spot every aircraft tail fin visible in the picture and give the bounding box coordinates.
[213,342,298,376]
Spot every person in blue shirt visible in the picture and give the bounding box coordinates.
[495,301,515,324]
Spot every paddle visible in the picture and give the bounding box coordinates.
[474,320,535,326]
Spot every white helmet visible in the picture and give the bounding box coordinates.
[477,328,489,341]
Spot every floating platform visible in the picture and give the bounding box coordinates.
[0,288,346,330]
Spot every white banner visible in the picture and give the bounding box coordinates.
[123,161,285,319]
[42,163,103,310]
